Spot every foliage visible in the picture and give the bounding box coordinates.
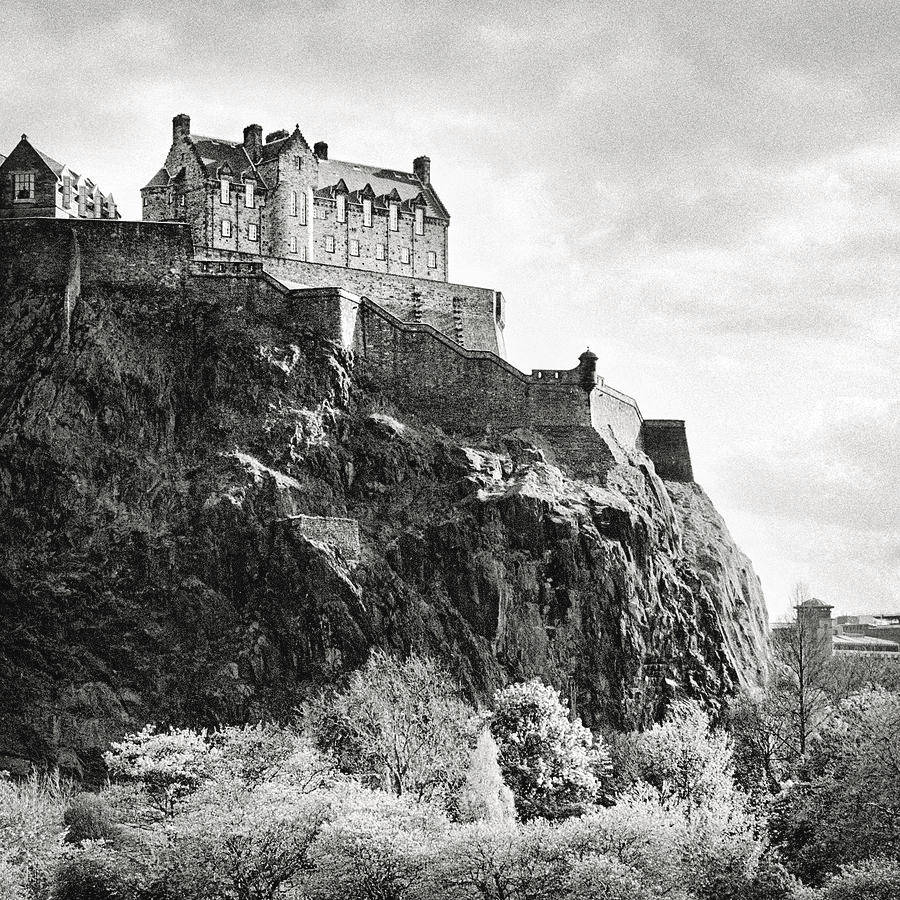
[312,650,474,803]
[52,843,132,900]
[819,857,900,900]
[0,770,70,900]
[770,687,900,884]
[104,725,222,818]
[489,679,610,820]
[455,729,516,823]
[308,787,446,900]
[63,793,119,845]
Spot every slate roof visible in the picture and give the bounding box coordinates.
[190,136,266,186]
[797,597,832,609]
[143,167,172,189]
[36,147,65,177]
[316,158,448,219]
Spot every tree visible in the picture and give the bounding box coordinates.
[771,687,900,884]
[455,730,516,823]
[632,699,739,823]
[312,651,474,804]
[104,725,221,819]
[489,679,610,821]
[307,787,445,900]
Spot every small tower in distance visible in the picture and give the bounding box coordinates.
[796,596,834,672]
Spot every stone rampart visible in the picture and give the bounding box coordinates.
[0,219,694,483]
[639,420,694,482]
[197,248,505,356]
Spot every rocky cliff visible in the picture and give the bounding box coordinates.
[0,261,769,780]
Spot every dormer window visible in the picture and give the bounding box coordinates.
[415,206,424,235]
[62,176,72,208]
[244,181,255,209]
[13,173,35,201]
[336,194,346,223]
[219,178,230,204]
[389,202,399,231]
[362,198,373,227]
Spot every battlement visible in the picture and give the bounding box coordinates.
[0,217,694,484]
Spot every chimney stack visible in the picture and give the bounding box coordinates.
[413,155,431,184]
[314,141,328,160]
[173,114,191,142]
[243,124,263,163]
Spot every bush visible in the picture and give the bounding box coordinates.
[820,857,900,900]
[52,845,131,900]
[63,794,118,845]
[455,730,516,823]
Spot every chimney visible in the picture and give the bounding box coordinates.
[172,114,191,142]
[243,124,263,163]
[413,155,431,184]
[314,141,328,160]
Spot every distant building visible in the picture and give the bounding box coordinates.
[773,600,900,661]
[141,114,448,281]
[0,135,119,221]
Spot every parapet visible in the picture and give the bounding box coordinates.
[639,420,694,482]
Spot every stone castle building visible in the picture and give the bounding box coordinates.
[141,115,448,281]
[0,135,120,221]
[1,113,696,485]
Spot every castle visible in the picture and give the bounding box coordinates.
[0,114,694,483]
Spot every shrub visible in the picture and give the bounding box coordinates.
[455,730,516,823]
[820,857,900,900]
[63,794,118,845]
[52,845,131,900]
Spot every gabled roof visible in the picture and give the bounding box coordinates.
[35,147,65,177]
[316,158,448,219]
[190,136,268,188]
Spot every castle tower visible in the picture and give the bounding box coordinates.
[795,596,834,673]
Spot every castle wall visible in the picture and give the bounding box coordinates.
[639,420,694,482]
[200,249,505,356]
[591,388,643,448]
[0,219,193,288]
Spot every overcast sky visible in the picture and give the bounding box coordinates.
[2,0,897,619]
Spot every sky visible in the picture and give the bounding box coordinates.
[2,0,897,620]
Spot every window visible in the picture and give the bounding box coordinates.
[299,192,307,225]
[178,194,186,208]
[62,176,72,208]
[221,219,232,237]
[427,250,437,268]
[375,244,386,261]
[300,245,307,261]
[290,190,297,216]
[325,234,335,253]
[13,172,34,201]
[289,235,297,253]
[244,181,255,208]
[336,194,346,223]
[248,222,259,241]
[349,239,360,257]
[389,203,398,231]
[362,197,372,227]
[295,156,302,171]
[415,206,424,235]
[219,178,230,204]
[401,246,411,265]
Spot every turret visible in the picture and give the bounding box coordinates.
[577,348,599,390]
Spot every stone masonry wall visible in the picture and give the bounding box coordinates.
[290,514,361,564]
[639,420,694,482]
[200,249,504,356]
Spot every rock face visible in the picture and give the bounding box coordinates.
[0,266,769,779]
